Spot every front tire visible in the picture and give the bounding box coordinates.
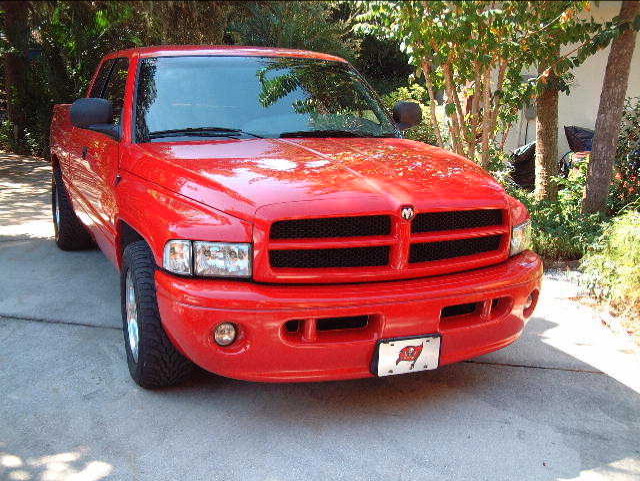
[121,241,194,388]
[52,167,94,250]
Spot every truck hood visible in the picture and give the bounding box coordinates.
[127,138,509,222]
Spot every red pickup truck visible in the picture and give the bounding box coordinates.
[50,46,541,388]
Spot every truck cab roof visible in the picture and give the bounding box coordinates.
[104,45,348,63]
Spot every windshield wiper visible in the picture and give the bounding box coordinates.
[279,129,393,138]
[148,127,262,139]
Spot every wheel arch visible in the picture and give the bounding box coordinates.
[116,220,151,271]
[50,154,60,170]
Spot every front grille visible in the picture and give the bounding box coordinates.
[409,235,502,263]
[271,215,391,239]
[412,210,502,233]
[270,246,390,269]
[263,208,507,281]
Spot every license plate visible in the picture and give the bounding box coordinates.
[373,335,441,377]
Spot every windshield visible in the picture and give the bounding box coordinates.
[134,55,398,142]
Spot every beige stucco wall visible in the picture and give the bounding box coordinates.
[504,1,640,157]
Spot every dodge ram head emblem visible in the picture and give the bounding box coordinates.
[401,206,415,220]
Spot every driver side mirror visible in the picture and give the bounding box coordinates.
[71,98,119,139]
[393,101,422,130]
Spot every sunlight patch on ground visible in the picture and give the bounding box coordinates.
[0,219,53,239]
[538,273,640,393]
[0,153,53,239]
[560,457,640,480]
[0,450,113,481]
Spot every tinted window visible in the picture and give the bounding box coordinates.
[89,59,114,98]
[102,58,129,125]
[135,56,397,142]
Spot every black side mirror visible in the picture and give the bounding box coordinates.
[70,98,119,139]
[393,101,422,130]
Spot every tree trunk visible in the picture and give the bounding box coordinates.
[2,1,30,151]
[420,60,444,147]
[534,63,559,202]
[582,0,639,214]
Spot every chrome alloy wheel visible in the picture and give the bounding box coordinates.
[125,270,140,362]
[54,184,61,227]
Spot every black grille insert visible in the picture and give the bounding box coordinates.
[317,315,369,331]
[441,302,478,318]
[271,215,391,239]
[409,235,502,263]
[412,210,503,233]
[284,320,301,333]
[270,246,390,269]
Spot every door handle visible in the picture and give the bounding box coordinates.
[82,146,88,159]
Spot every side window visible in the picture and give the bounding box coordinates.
[89,59,114,98]
[101,58,129,125]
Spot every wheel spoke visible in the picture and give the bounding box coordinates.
[125,270,139,362]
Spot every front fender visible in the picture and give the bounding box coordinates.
[116,173,252,269]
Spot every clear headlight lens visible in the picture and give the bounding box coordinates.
[193,241,252,278]
[163,240,192,275]
[163,240,252,278]
[510,220,532,256]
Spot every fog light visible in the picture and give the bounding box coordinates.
[524,294,534,311]
[523,290,539,318]
[213,323,237,346]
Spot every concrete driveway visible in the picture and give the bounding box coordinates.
[1,152,639,481]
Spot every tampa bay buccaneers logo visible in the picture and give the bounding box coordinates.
[395,343,424,369]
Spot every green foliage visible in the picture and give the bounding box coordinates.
[511,164,606,260]
[352,35,413,95]
[609,97,640,213]
[581,210,640,317]
[134,1,235,45]
[0,1,143,156]
[485,148,516,187]
[354,1,609,164]
[228,1,358,61]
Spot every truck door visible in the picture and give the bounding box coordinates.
[70,57,128,260]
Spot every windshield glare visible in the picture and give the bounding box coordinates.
[135,56,398,142]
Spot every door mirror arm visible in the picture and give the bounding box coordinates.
[88,123,120,140]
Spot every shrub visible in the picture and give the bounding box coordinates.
[581,210,640,322]
[510,164,606,260]
[609,97,640,213]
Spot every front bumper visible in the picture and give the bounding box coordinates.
[155,251,542,382]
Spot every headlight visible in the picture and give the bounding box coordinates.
[510,220,532,256]
[194,241,251,278]
[163,240,252,278]
[163,240,192,275]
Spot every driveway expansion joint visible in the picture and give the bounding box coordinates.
[464,359,604,374]
[0,313,121,331]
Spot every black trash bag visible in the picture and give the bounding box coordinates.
[510,141,536,190]
[564,126,594,152]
